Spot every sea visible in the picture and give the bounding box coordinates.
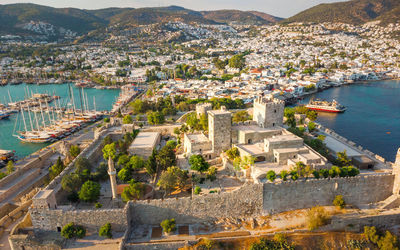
[0,83,120,159]
[300,80,400,163]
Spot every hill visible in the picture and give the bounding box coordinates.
[284,0,400,25]
[201,10,282,25]
[0,3,281,41]
[109,6,216,25]
[0,3,106,36]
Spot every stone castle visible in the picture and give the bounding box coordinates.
[184,95,327,181]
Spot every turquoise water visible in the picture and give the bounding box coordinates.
[300,80,400,162]
[0,83,120,158]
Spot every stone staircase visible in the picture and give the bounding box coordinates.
[376,195,400,210]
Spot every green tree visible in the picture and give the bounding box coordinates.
[117,154,130,167]
[6,161,15,174]
[99,223,112,238]
[145,149,157,177]
[69,145,81,158]
[61,173,82,193]
[128,155,145,170]
[308,122,316,132]
[78,180,101,202]
[364,226,380,244]
[122,115,133,124]
[226,147,239,160]
[347,166,360,177]
[160,219,176,234]
[266,170,276,182]
[156,145,176,171]
[61,223,86,239]
[189,155,210,173]
[147,111,165,125]
[157,166,188,196]
[121,181,145,202]
[337,150,351,166]
[229,55,245,69]
[49,157,65,180]
[102,143,117,160]
[319,169,329,178]
[329,166,341,178]
[118,168,132,182]
[74,157,92,176]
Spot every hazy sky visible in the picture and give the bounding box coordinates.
[0,0,348,18]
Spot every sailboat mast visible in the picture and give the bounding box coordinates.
[27,105,34,131]
[20,106,27,132]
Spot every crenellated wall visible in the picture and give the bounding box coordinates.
[263,174,394,214]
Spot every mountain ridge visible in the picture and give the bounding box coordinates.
[284,0,400,25]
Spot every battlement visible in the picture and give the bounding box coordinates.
[254,95,285,106]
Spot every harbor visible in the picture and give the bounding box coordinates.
[0,83,121,158]
[300,79,400,162]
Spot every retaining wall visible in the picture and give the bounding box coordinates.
[263,174,394,214]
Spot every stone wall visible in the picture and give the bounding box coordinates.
[263,174,394,214]
[129,184,263,225]
[30,207,128,232]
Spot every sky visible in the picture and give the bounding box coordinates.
[0,0,348,18]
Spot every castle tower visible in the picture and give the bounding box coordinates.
[196,103,212,118]
[392,148,400,195]
[108,156,118,199]
[253,95,285,128]
[208,107,232,154]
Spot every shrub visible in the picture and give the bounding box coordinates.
[69,145,81,158]
[206,166,217,181]
[333,195,346,209]
[189,154,209,173]
[122,115,133,124]
[166,140,177,148]
[329,166,341,178]
[364,226,380,244]
[312,170,320,179]
[0,172,6,180]
[306,206,330,230]
[347,166,360,177]
[377,231,398,250]
[226,147,239,160]
[78,180,101,202]
[99,223,112,238]
[280,170,288,181]
[95,202,102,209]
[61,223,86,239]
[104,117,110,123]
[290,170,299,181]
[250,237,295,250]
[161,219,176,234]
[308,122,316,132]
[319,169,329,178]
[266,170,276,182]
[194,186,202,195]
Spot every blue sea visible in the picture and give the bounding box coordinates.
[300,80,400,162]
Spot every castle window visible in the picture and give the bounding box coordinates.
[57,227,61,232]
[273,123,275,127]
[274,110,276,113]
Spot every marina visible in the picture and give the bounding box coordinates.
[0,83,120,158]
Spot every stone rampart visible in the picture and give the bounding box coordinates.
[30,207,128,232]
[129,184,263,225]
[263,174,394,214]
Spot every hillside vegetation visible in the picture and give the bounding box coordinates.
[284,0,400,25]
